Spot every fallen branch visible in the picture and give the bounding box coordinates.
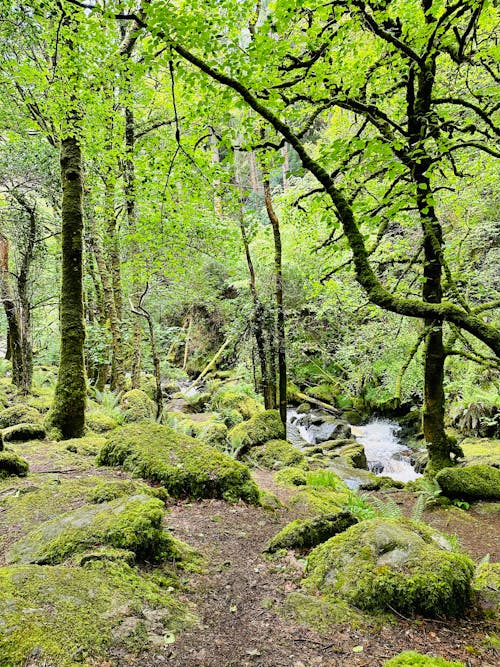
[294,390,342,416]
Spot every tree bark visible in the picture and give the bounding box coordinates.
[263,178,287,433]
[49,136,86,438]
[0,235,24,389]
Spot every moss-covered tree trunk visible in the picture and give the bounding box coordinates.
[0,234,24,389]
[263,178,287,434]
[49,137,86,438]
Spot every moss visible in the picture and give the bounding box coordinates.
[265,511,357,553]
[248,439,306,470]
[210,384,263,419]
[383,651,465,666]
[25,393,53,413]
[98,422,260,503]
[335,442,368,469]
[65,434,107,456]
[258,489,282,511]
[0,451,29,479]
[305,518,474,617]
[85,411,119,433]
[460,437,500,467]
[120,389,155,423]
[6,494,179,565]
[436,464,500,500]
[3,422,47,442]
[304,384,339,405]
[473,561,500,609]
[281,591,380,633]
[196,421,228,449]
[0,389,10,408]
[0,405,42,429]
[288,487,350,516]
[274,466,308,487]
[0,561,192,667]
[228,409,285,451]
[87,479,166,504]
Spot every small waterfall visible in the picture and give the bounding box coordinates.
[356,419,421,482]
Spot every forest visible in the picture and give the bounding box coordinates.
[0,1,498,666]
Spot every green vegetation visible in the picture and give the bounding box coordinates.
[383,652,465,667]
[0,451,29,479]
[98,422,259,503]
[119,389,156,423]
[265,512,357,553]
[305,519,474,617]
[436,465,500,500]
[248,439,306,470]
[228,410,285,451]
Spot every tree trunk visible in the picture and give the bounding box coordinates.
[263,178,287,434]
[16,200,37,393]
[0,235,24,389]
[49,136,86,438]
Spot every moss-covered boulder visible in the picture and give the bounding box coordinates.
[288,487,350,516]
[305,518,474,617]
[0,451,29,479]
[436,464,500,500]
[460,437,500,468]
[119,389,155,423]
[265,512,358,553]
[3,422,47,442]
[6,494,176,565]
[196,420,229,449]
[331,442,368,469]
[473,560,500,610]
[228,409,285,451]
[0,405,42,429]
[0,561,192,667]
[274,466,308,487]
[210,384,263,420]
[383,652,464,667]
[98,422,259,503]
[249,439,306,470]
[86,411,119,433]
[65,434,107,456]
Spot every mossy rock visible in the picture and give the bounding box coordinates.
[333,442,368,469]
[85,411,119,433]
[0,389,10,408]
[436,464,500,500]
[25,394,53,413]
[473,560,500,610]
[196,421,228,449]
[0,561,192,667]
[6,494,178,565]
[383,651,465,666]
[281,591,371,632]
[3,422,47,442]
[120,389,155,423]
[265,511,358,553]
[275,466,308,487]
[87,479,167,504]
[0,405,42,429]
[460,437,500,468]
[248,439,306,470]
[98,422,259,503]
[305,518,474,617]
[210,384,263,420]
[228,409,285,452]
[65,435,107,456]
[0,451,29,479]
[304,384,339,405]
[288,487,350,516]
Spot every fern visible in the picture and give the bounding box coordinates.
[368,495,403,519]
[410,494,426,523]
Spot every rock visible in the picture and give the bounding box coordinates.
[98,422,259,503]
[472,561,500,611]
[305,518,474,617]
[274,466,308,487]
[332,442,368,469]
[196,421,228,449]
[0,405,42,429]
[0,562,191,666]
[210,384,263,420]
[307,416,351,444]
[0,451,29,479]
[288,487,350,517]
[296,402,311,414]
[265,511,358,553]
[370,460,385,474]
[119,389,155,423]
[3,422,47,442]
[436,464,500,500]
[5,494,178,565]
[383,651,465,666]
[85,412,119,433]
[248,439,306,470]
[228,410,285,451]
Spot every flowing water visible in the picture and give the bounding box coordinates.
[287,409,421,483]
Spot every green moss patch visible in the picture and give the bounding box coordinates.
[85,411,119,433]
[436,464,500,500]
[65,434,107,456]
[0,561,192,667]
[3,422,47,442]
[305,518,474,617]
[5,494,180,565]
[0,451,29,479]
[98,422,259,503]
[210,384,263,419]
[228,410,285,451]
[265,511,357,553]
[281,591,378,632]
[288,487,350,516]
[248,439,306,470]
[274,466,308,487]
[0,405,42,429]
[383,651,465,666]
[473,560,500,610]
[460,437,500,467]
[120,389,155,423]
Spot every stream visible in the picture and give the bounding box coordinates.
[287,409,421,483]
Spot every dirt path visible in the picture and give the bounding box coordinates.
[2,444,499,667]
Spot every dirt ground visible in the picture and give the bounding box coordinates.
[2,446,499,667]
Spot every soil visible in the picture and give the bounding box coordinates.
[1,444,499,667]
